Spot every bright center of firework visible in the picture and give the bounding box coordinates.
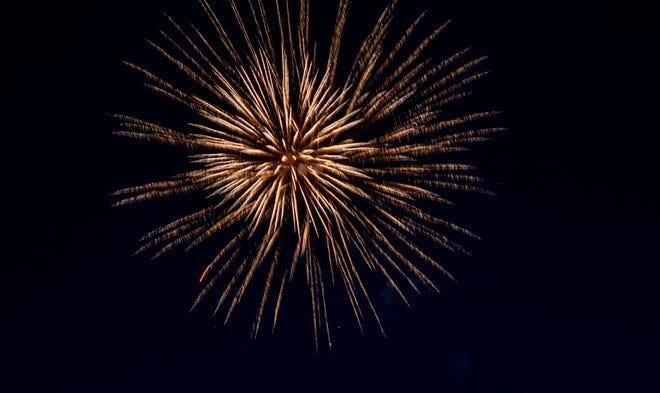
[278,148,313,179]
[280,152,297,164]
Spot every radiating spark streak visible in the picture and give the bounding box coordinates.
[253,246,279,338]
[115,0,499,346]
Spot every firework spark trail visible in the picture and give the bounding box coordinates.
[113,0,502,349]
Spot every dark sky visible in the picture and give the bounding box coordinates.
[4,0,659,392]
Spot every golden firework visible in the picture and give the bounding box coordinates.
[113,0,501,348]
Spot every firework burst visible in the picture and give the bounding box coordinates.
[113,0,501,348]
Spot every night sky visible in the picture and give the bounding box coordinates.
[5,0,659,392]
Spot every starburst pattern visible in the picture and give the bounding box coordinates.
[113,0,501,347]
